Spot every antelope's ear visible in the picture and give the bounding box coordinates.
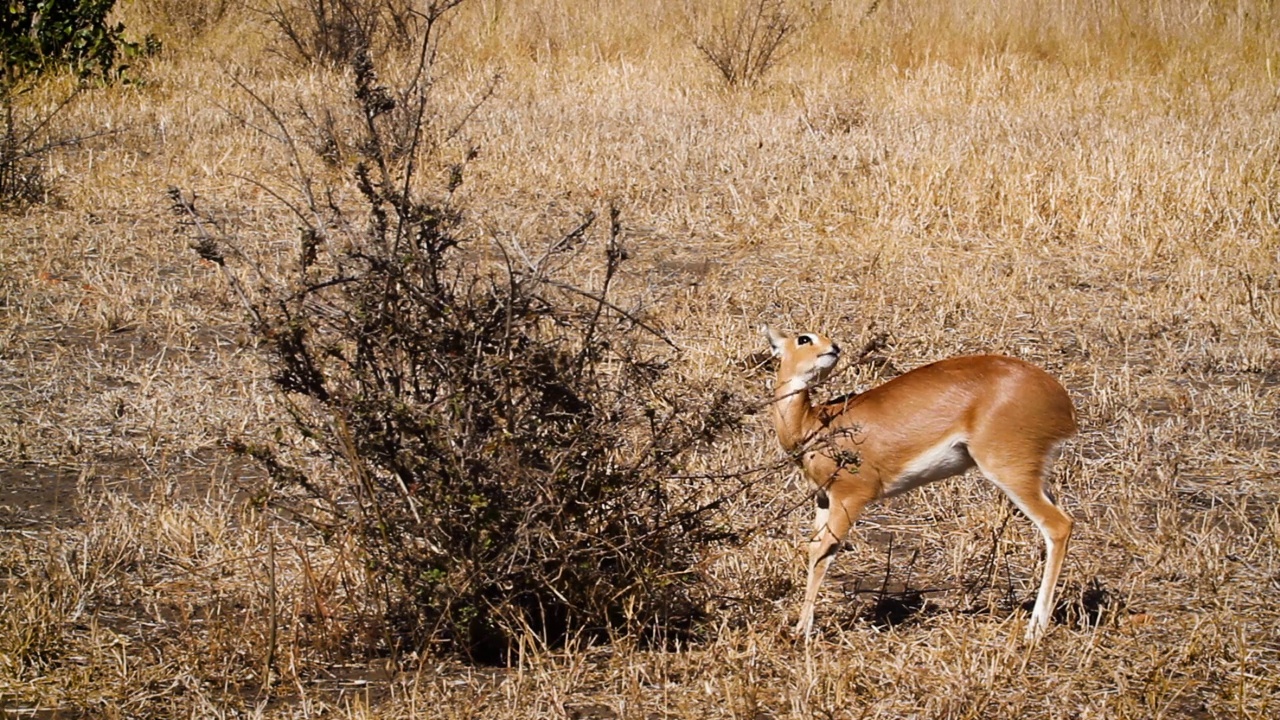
[762,325,786,357]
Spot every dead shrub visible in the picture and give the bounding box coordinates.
[691,0,801,87]
[0,87,105,209]
[0,91,50,207]
[173,1,749,664]
[266,0,437,66]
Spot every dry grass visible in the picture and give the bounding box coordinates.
[2,0,1278,716]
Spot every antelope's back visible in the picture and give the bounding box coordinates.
[821,355,1077,461]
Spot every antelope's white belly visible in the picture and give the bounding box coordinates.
[879,436,975,498]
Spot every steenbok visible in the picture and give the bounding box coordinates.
[763,326,1077,640]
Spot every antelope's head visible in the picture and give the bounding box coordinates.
[763,326,842,389]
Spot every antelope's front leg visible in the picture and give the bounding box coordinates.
[794,489,866,636]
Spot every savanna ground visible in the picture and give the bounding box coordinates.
[2,0,1279,717]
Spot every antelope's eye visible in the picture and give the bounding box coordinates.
[797,335,813,346]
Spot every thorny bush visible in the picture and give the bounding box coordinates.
[172,4,749,664]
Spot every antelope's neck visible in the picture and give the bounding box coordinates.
[772,378,821,452]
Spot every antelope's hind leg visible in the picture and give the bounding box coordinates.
[972,452,1074,641]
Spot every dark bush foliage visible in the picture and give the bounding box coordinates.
[2,0,145,83]
[174,2,749,664]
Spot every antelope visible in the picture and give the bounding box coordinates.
[763,326,1077,640]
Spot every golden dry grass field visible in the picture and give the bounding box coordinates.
[2,0,1279,717]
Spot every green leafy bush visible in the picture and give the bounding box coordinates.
[2,0,144,83]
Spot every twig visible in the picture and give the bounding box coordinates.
[527,274,678,350]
